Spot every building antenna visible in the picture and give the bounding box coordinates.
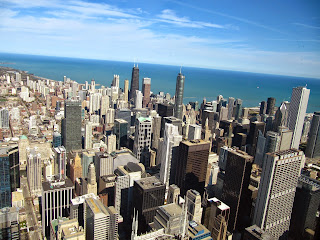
[180,65,182,74]
[137,58,138,68]
[134,58,135,67]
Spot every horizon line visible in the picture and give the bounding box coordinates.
[0,51,319,80]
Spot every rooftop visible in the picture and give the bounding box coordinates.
[208,197,230,211]
[158,203,182,218]
[135,176,164,190]
[86,197,109,216]
[183,139,210,146]
[71,193,99,205]
[42,177,74,191]
[114,152,139,171]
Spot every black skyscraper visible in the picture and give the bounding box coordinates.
[260,101,267,115]
[306,112,320,158]
[266,97,276,115]
[221,148,253,232]
[133,176,165,234]
[62,100,82,152]
[247,121,265,156]
[129,65,139,100]
[174,72,185,119]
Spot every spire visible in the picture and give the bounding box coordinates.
[180,65,182,74]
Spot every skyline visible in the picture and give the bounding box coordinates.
[1,0,320,78]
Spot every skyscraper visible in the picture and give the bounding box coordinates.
[288,86,310,149]
[133,117,152,164]
[85,197,119,240]
[221,148,253,232]
[260,101,267,115]
[54,146,67,180]
[85,121,93,149]
[0,108,9,129]
[27,148,42,196]
[129,65,139,101]
[135,90,143,109]
[112,74,119,88]
[83,162,97,195]
[133,176,165,234]
[248,121,266,156]
[114,119,128,149]
[70,153,82,184]
[186,189,202,223]
[0,207,20,240]
[266,97,276,115]
[253,149,304,239]
[142,77,151,108]
[188,124,202,140]
[174,71,185,120]
[202,197,230,240]
[42,177,74,237]
[227,97,235,120]
[62,100,82,152]
[124,79,129,102]
[289,175,320,240]
[0,149,11,208]
[159,123,182,194]
[152,114,161,149]
[306,112,320,158]
[174,140,210,196]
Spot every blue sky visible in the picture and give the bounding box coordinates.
[0,0,320,78]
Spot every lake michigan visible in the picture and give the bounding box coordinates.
[1,52,319,113]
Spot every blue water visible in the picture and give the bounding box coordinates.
[1,52,320,113]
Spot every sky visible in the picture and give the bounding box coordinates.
[0,0,320,78]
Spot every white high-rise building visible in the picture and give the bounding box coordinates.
[159,123,182,195]
[106,108,115,124]
[106,134,116,154]
[85,121,93,149]
[135,90,143,109]
[89,92,102,114]
[253,149,304,239]
[133,117,152,162]
[188,124,201,140]
[0,108,9,128]
[85,197,119,240]
[100,95,110,117]
[27,148,42,196]
[42,177,74,237]
[114,163,143,219]
[95,152,114,180]
[288,86,310,149]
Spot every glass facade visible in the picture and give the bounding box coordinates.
[0,155,11,208]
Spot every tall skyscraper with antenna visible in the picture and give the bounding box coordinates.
[174,69,185,120]
[129,63,139,101]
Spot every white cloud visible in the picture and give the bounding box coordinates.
[0,0,319,78]
[293,23,320,30]
[157,9,224,29]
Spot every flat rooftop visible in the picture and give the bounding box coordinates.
[208,197,230,211]
[42,177,74,191]
[182,139,210,146]
[135,176,164,190]
[158,203,182,217]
